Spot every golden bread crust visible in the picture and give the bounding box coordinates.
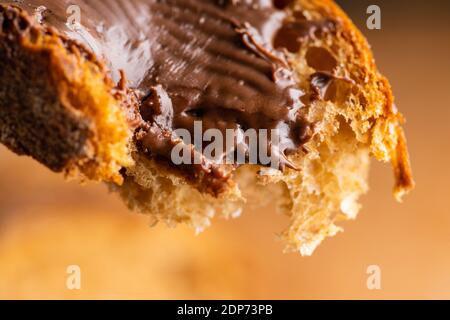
[0,5,132,184]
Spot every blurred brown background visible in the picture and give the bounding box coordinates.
[0,0,449,299]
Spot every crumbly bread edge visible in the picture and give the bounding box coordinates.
[118,0,414,255]
[0,5,133,184]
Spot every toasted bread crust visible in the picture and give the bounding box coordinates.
[0,4,132,184]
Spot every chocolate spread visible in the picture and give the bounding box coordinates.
[1,0,338,194]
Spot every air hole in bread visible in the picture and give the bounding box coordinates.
[273,0,293,10]
[306,46,337,72]
[1,15,12,33]
[16,16,29,31]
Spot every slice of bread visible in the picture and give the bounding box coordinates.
[0,0,414,255]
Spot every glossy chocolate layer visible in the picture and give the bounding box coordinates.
[1,0,337,193]
[136,0,305,172]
